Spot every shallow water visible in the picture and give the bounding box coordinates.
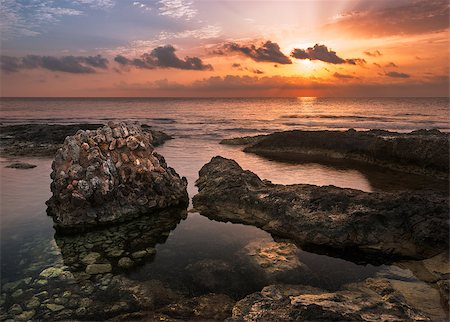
[0,97,448,320]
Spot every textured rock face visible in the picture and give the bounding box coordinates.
[228,279,435,321]
[220,129,450,179]
[193,157,449,260]
[46,122,188,231]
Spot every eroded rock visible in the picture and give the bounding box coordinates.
[193,157,449,260]
[228,278,436,321]
[46,122,188,231]
[221,129,450,179]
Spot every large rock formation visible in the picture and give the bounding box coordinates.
[46,122,188,231]
[220,129,449,179]
[193,157,449,260]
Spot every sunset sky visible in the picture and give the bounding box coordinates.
[1,0,449,97]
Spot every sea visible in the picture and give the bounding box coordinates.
[0,97,449,319]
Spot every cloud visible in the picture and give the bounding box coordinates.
[385,71,410,78]
[333,72,356,79]
[114,45,212,70]
[1,55,108,73]
[158,0,197,20]
[0,0,84,40]
[385,62,398,68]
[291,44,366,65]
[114,74,448,97]
[330,0,449,37]
[73,0,115,9]
[221,41,292,64]
[364,50,382,57]
[132,1,151,11]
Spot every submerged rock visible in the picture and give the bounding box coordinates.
[5,162,36,169]
[221,129,449,179]
[228,278,436,321]
[193,157,449,260]
[46,122,188,231]
[55,208,186,274]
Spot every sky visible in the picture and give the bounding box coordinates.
[0,0,449,97]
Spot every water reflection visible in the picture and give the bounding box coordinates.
[54,208,187,275]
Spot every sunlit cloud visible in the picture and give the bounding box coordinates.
[330,0,449,37]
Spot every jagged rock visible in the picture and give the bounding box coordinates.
[220,129,449,179]
[46,122,188,231]
[228,278,437,321]
[193,157,449,260]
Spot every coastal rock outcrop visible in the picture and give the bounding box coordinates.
[0,123,172,157]
[193,157,449,260]
[220,129,450,179]
[46,122,188,231]
[228,279,435,321]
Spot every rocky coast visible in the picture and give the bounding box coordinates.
[221,129,450,179]
[0,123,172,157]
[1,123,449,321]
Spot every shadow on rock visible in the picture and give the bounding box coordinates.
[54,208,187,276]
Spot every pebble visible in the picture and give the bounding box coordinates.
[15,310,35,321]
[85,263,112,274]
[46,303,65,312]
[118,257,134,269]
[9,304,23,314]
[81,252,101,265]
[26,297,41,309]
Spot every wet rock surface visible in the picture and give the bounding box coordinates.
[193,156,449,260]
[228,278,441,322]
[0,123,172,157]
[46,122,188,231]
[221,129,450,179]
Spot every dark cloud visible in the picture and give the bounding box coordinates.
[333,72,356,79]
[0,54,108,73]
[385,62,398,68]
[291,44,365,65]
[364,50,382,57]
[222,41,292,64]
[386,71,410,78]
[114,45,213,71]
[331,0,449,37]
[373,62,382,68]
[231,63,241,68]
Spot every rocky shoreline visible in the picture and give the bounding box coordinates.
[0,123,172,157]
[221,129,450,179]
[193,156,449,261]
[1,123,449,321]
